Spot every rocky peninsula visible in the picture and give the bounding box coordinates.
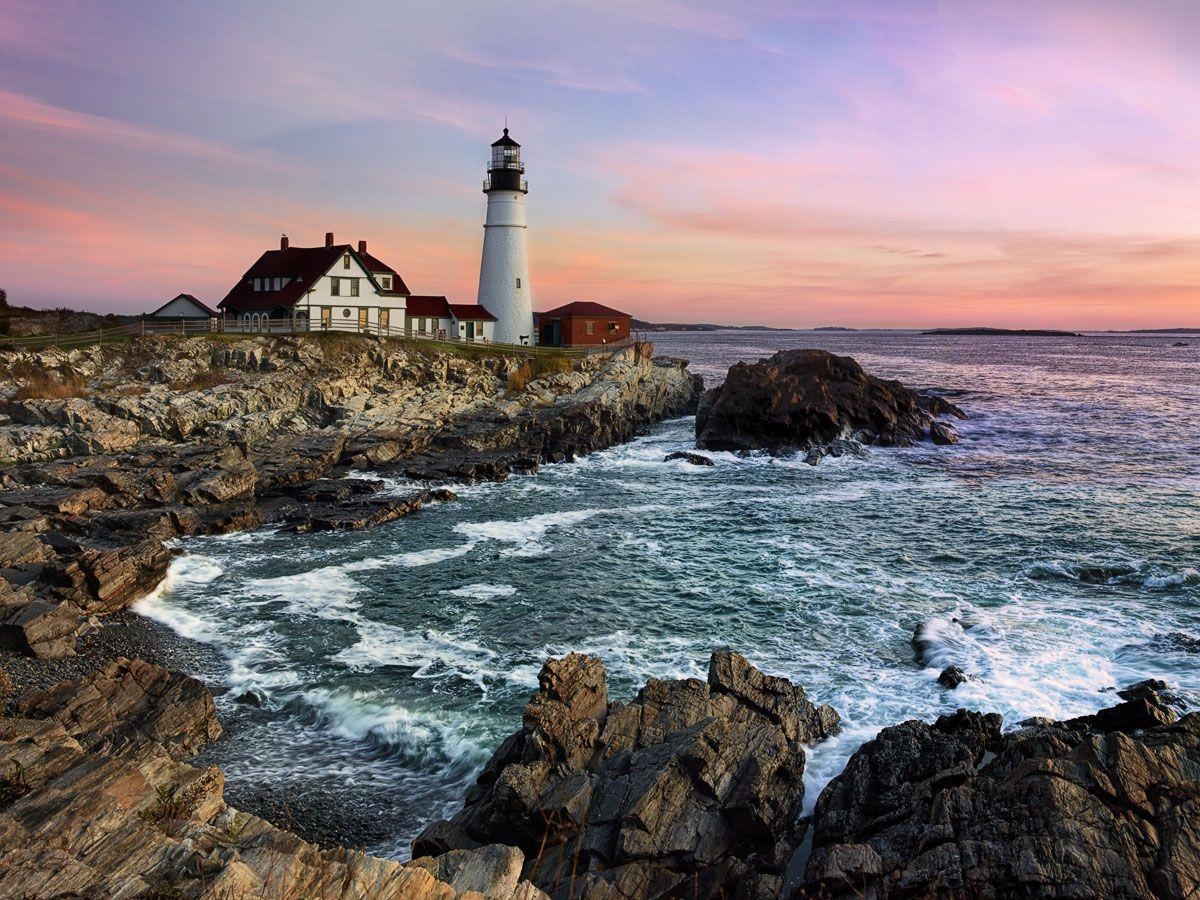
[0,334,701,659]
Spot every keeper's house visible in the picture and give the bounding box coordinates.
[537,301,632,347]
[217,232,414,334]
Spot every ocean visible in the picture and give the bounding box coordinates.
[136,329,1200,859]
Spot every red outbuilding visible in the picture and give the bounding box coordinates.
[537,301,632,347]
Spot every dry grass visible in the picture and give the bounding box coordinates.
[506,353,574,395]
[12,370,88,401]
[0,667,11,697]
[168,367,231,392]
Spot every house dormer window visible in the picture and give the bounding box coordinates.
[343,253,351,269]
[381,276,391,290]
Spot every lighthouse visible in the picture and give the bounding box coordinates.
[476,127,533,344]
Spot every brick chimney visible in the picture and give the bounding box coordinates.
[280,234,289,251]
[358,240,367,254]
[325,231,334,247]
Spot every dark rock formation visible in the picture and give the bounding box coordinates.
[936,665,972,689]
[415,650,841,900]
[803,683,1200,899]
[695,349,965,454]
[665,450,714,466]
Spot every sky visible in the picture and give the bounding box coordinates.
[1,1,1198,329]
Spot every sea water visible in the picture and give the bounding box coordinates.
[136,329,1200,859]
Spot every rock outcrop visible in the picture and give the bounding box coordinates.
[0,337,700,657]
[803,684,1200,899]
[695,349,965,454]
[415,650,841,900]
[0,655,548,899]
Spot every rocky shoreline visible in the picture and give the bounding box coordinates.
[3,337,1197,897]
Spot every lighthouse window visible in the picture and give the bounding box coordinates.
[515,278,521,288]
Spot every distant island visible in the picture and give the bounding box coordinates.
[632,320,794,332]
[922,327,1081,337]
[813,326,859,331]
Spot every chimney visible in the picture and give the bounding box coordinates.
[358,240,367,254]
[280,234,289,251]
[325,231,334,247]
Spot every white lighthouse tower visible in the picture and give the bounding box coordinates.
[477,127,533,344]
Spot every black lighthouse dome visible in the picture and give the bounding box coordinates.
[485,127,527,193]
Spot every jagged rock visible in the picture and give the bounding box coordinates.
[275,487,457,533]
[0,600,80,659]
[20,656,222,758]
[802,702,1200,899]
[665,451,714,466]
[416,650,840,899]
[0,667,547,899]
[695,349,965,453]
[928,420,958,445]
[407,844,545,898]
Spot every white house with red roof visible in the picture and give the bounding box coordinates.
[218,232,494,340]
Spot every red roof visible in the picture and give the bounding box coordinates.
[406,295,451,317]
[539,301,630,318]
[219,244,353,312]
[358,250,411,294]
[449,303,497,321]
[218,242,412,312]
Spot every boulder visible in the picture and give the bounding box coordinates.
[936,664,972,688]
[415,650,840,899]
[695,349,965,454]
[665,451,714,466]
[0,600,80,658]
[802,705,1200,899]
[20,656,222,758]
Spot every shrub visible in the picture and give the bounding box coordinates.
[0,667,11,696]
[507,362,532,395]
[530,352,573,378]
[140,782,202,824]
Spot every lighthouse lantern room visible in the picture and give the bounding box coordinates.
[477,127,533,344]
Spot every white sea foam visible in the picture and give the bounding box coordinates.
[442,584,518,600]
[332,622,501,692]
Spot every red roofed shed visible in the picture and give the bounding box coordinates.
[538,301,631,347]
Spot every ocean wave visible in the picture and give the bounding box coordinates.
[292,686,489,773]
[1023,560,1199,590]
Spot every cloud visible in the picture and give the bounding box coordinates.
[0,88,286,169]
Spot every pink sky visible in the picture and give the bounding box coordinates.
[0,0,1197,328]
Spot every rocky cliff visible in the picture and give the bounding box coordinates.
[0,335,701,658]
[0,655,548,899]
